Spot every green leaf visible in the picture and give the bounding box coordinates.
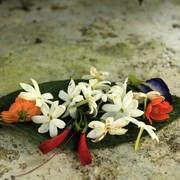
[0,80,179,151]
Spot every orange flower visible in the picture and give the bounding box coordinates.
[145,97,173,125]
[1,97,41,123]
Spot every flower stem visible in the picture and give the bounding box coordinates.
[134,127,144,151]
[69,98,89,109]
[74,109,88,133]
[97,100,103,112]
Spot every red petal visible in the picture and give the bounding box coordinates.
[39,129,71,154]
[150,97,163,105]
[78,133,92,166]
[150,112,170,120]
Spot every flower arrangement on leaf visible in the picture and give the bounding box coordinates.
[0,67,176,166]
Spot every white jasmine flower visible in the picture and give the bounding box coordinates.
[81,84,98,115]
[108,78,128,100]
[32,101,66,137]
[133,91,164,101]
[59,79,84,118]
[102,91,144,119]
[87,117,129,142]
[125,116,159,142]
[115,77,128,96]
[89,79,111,90]
[19,79,53,107]
[93,89,109,102]
[82,66,109,80]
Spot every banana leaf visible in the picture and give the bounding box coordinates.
[0,80,179,150]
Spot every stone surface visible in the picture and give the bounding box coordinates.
[0,0,180,179]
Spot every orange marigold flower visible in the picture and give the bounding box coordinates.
[1,97,41,123]
[145,97,173,125]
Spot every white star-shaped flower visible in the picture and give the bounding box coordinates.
[87,117,129,142]
[133,91,164,101]
[59,79,84,118]
[89,79,111,90]
[125,116,159,142]
[102,91,144,119]
[32,101,66,137]
[82,66,109,81]
[92,89,109,102]
[106,78,128,101]
[19,79,53,107]
[81,84,98,115]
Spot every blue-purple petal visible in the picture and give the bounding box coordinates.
[140,78,172,104]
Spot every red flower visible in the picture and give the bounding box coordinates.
[145,97,173,125]
[39,128,71,154]
[78,133,92,166]
[1,97,41,123]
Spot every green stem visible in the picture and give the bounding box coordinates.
[97,100,103,112]
[81,113,88,133]
[74,110,82,131]
[69,98,89,109]
[134,127,144,151]
[74,109,88,133]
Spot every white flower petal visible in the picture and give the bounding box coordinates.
[125,108,144,117]
[102,104,119,112]
[88,101,97,114]
[69,108,77,118]
[102,94,108,102]
[105,117,114,125]
[38,123,49,133]
[125,116,139,126]
[31,79,41,95]
[145,126,159,142]
[18,92,35,100]
[88,121,105,129]
[41,93,54,100]
[20,83,36,94]
[59,90,69,102]
[49,101,59,115]
[68,79,75,95]
[114,113,124,120]
[36,98,43,107]
[49,122,58,137]
[123,91,133,108]
[125,117,159,142]
[87,129,106,140]
[52,105,66,117]
[72,84,82,96]
[127,100,138,109]
[52,118,66,129]
[32,116,49,124]
[62,109,69,118]
[113,95,122,108]
[113,118,129,127]
[109,128,128,135]
[138,122,159,142]
[101,112,117,119]
[73,95,84,102]
[41,103,49,116]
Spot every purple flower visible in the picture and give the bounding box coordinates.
[140,78,172,104]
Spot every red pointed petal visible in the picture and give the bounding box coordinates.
[39,129,70,154]
[78,133,92,166]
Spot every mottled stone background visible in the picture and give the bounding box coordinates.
[0,0,179,179]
